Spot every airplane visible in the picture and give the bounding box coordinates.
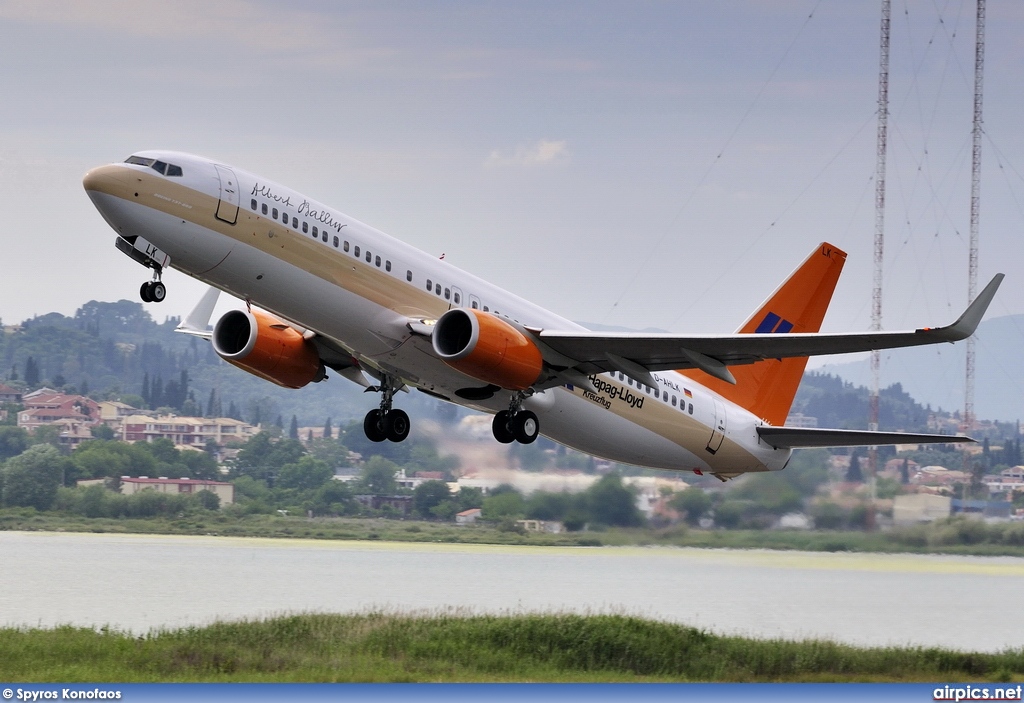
[83,151,1003,481]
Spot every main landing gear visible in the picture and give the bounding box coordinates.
[491,391,539,445]
[363,374,411,443]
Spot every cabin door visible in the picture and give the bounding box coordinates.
[213,165,240,225]
[706,397,727,455]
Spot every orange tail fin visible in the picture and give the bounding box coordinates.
[680,242,847,425]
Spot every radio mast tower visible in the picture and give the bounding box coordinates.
[964,0,985,458]
[869,0,891,507]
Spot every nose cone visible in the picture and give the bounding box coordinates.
[83,164,129,198]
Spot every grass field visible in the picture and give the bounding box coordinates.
[1,612,1021,683]
[4,508,1024,557]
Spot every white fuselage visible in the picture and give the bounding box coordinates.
[83,151,791,475]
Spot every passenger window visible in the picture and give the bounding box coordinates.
[454,292,460,304]
[471,301,478,309]
[688,403,694,414]
[654,389,659,399]
[672,396,677,407]
[375,255,381,267]
[312,226,318,237]
[344,241,350,252]
[406,270,412,282]
[282,212,289,222]
[262,203,268,215]
[292,217,298,228]
[250,199,257,210]
[354,246,360,257]
[272,208,278,219]
[483,306,489,312]
[627,377,633,386]
[386,261,392,272]
[322,232,327,242]
[444,288,450,300]
[426,279,432,291]
[365,251,371,262]
[333,236,339,247]
[435,284,441,295]
[302,222,308,233]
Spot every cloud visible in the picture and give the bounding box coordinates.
[486,139,569,167]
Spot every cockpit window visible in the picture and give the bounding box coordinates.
[124,155,183,177]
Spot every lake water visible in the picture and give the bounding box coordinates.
[2,531,1022,652]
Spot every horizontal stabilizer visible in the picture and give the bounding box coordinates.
[757,426,974,449]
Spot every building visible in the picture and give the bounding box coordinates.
[17,392,100,431]
[118,476,235,505]
[455,508,482,525]
[0,383,22,403]
[119,414,256,449]
[515,519,565,534]
[354,495,413,515]
[893,493,952,524]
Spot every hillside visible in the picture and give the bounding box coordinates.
[0,299,1000,436]
[814,313,1024,422]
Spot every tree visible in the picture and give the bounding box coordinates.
[323,417,332,440]
[846,449,864,483]
[2,444,67,510]
[231,432,305,483]
[359,456,399,495]
[585,473,644,527]
[277,456,333,491]
[24,357,40,387]
[0,426,29,461]
[310,480,355,516]
[671,488,712,526]
[482,490,525,520]
[456,486,484,511]
[89,425,116,440]
[289,415,299,441]
[413,480,451,519]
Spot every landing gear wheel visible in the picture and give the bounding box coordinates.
[492,411,515,444]
[384,409,410,443]
[512,410,539,444]
[149,281,166,302]
[363,409,387,443]
[140,282,153,303]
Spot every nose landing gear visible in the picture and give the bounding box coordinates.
[139,278,166,303]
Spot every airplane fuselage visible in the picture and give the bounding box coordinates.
[83,151,795,474]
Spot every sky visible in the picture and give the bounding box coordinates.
[1,0,1023,348]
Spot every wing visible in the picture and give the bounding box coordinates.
[537,274,1003,385]
[756,427,973,449]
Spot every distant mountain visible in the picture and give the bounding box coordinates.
[813,314,1024,422]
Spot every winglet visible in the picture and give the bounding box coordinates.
[936,274,1004,341]
[175,286,220,338]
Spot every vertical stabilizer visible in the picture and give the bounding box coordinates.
[681,243,847,425]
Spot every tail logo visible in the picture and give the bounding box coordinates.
[754,312,794,334]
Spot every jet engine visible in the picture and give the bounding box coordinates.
[213,309,325,389]
[432,308,543,390]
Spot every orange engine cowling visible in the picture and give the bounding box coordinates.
[212,309,325,389]
[432,308,543,390]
